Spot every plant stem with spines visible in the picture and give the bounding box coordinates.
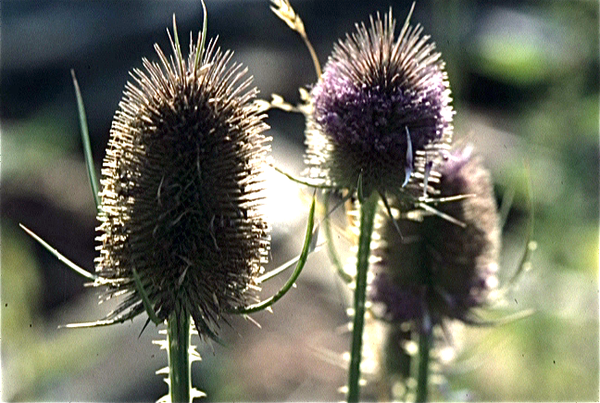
[347,191,379,403]
[416,326,432,402]
[167,306,191,403]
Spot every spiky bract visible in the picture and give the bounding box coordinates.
[306,10,453,198]
[95,32,270,337]
[371,147,500,326]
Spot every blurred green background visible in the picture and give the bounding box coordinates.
[2,0,598,401]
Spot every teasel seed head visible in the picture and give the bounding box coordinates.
[94,26,271,337]
[371,146,501,327]
[305,9,453,198]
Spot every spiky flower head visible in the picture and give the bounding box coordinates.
[94,25,270,337]
[371,146,501,327]
[305,9,453,198]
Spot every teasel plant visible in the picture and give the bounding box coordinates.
[19,2,320,401]
[267,1,470,401]
[368,145,535,401]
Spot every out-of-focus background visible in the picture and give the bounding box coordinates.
[2,0,598,401]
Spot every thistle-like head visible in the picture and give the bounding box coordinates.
[305,9,453,198]
[95,26,271,337]
[371,146,501,327]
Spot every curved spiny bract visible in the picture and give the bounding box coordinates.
[95,33,271,338]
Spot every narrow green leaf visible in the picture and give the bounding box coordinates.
[19,223,98,281]
[496,162,536,297]
[272,164,336,189]
[132,267,162,325]
[356,171,364,203]
[61,306,142,329]
[194,0,208,70]
[463,308,535,327]
[509,163,536,287]
[231,192,317,314]
[172,14,183,69]
[498,187,515,229]
[61,314,136,329]
[71,69,100,210]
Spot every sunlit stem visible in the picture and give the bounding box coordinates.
[301,30,322,78]
[167,305,192,403]
[347,191,378,403]
[270,0,321,78]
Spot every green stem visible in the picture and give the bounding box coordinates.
[416,327,432,403]
[167,306,191,403]
[347,191,379,403]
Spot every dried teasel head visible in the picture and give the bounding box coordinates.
[305,8,453,199]
[94,22,270,337]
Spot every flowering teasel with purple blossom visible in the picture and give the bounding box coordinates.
[270,1,454,402]
[269,1,535,399]
[305,7,454,199]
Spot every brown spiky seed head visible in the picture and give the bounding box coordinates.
[94,30,270,337]
[371,146,501,326]
[305,10,453,198]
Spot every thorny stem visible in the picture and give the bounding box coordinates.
[416,326,432,402]
[347,191,378,403]
[167,305,192,403]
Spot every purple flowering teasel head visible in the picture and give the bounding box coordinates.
[94,27,271,338]
[371,146,501,327]
[305,9,453,198]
